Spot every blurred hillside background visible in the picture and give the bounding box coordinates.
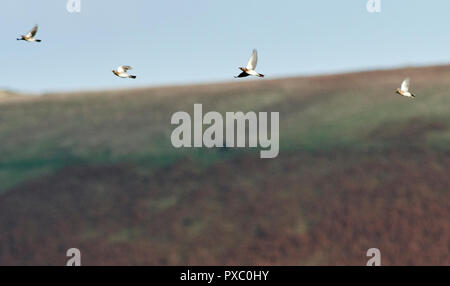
[0,0,449,265]
[0,66,449,265]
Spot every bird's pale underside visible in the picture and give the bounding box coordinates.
[112,66,137,79]
[235,49,264,78]
[395,78,416,98]
[17,25,41,42]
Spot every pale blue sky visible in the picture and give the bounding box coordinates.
[1,0,450,93]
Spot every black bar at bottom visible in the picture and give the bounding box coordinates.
[0,266,446,284]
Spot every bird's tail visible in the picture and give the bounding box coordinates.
[35,39,42,42]
[258,73,265,78]
[129,75,137,79]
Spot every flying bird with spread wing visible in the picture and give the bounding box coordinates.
[17,25,41,42]
[235,49,264,78]
[395,78,415,98]
[112,66,137,79]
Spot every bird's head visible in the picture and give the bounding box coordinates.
[239,67,247,72]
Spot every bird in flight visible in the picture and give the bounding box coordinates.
[112,66,137,79]
[17,25,41,42]
[395,78,415,98]
[235,49,264,78]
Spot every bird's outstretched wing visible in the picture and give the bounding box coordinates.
[246,49,258,70]
[117,66,132,73]
[235,71,250,78]
[27,25,38,38]
[400,78,410,92]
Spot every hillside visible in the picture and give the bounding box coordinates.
[0,65,449,265]
[0,90,20,100]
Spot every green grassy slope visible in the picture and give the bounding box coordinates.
[1,65,449,192]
